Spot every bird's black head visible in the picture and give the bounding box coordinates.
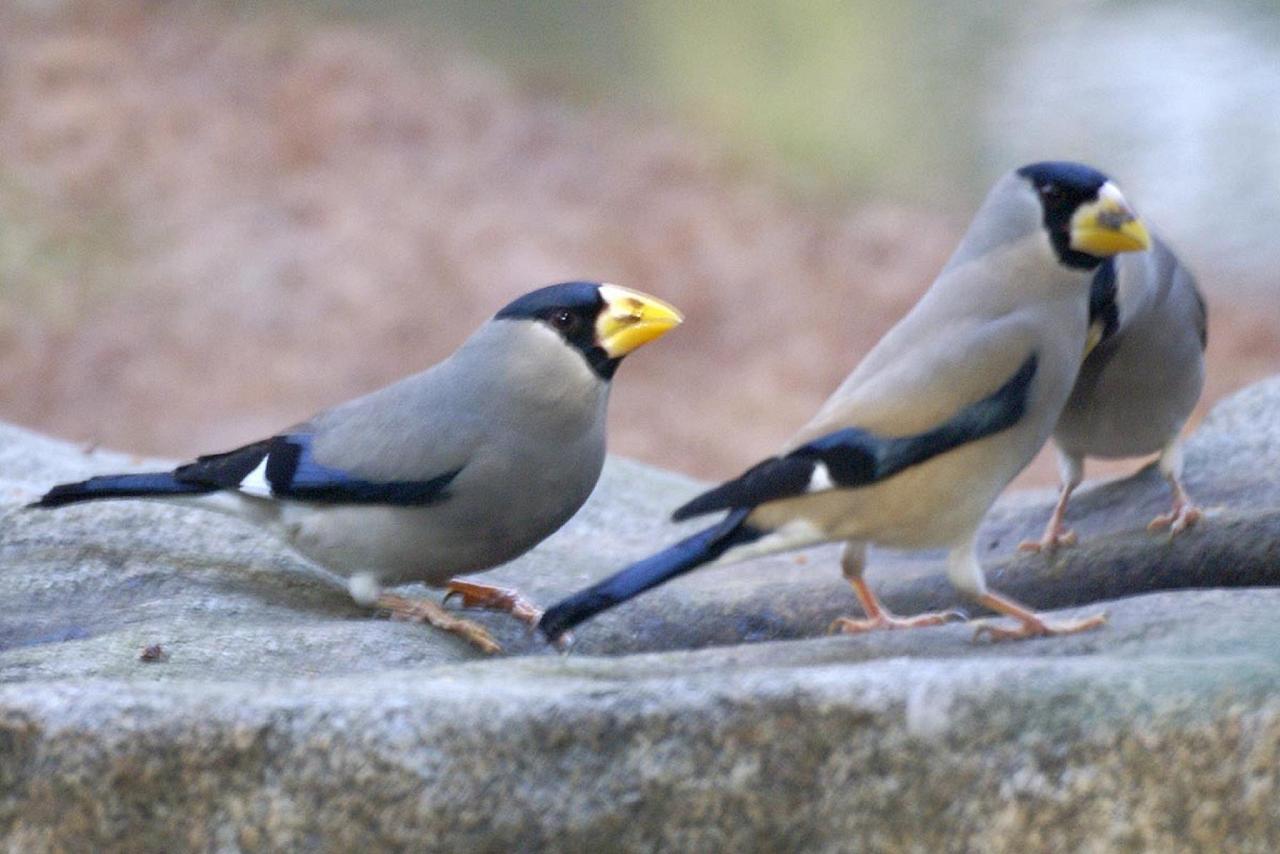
[1017,161,1114,269]
[495,282,683,380]
[1016,160,1151,269]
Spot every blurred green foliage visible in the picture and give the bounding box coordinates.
[252,0,1010,202]
[0,180,129,333]
[235,0,1280,231]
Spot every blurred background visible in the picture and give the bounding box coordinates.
[1,0,1277,485]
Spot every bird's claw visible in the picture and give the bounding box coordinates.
[828,609,967,635]
[442,620,501,655]
[378,594,502,654]
[972,611,1107,643]
[1017,528,1078,553]
[1147,503,1202,535]
[444,580,543,629]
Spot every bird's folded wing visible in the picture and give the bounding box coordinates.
[673,347,1038,521]
[174,434,462,506]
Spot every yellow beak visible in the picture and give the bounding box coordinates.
[1069,181,1152,257]
[593,284,686,358]
[595,284,684,358]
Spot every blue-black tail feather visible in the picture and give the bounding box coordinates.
[30,473,216,508]
[539,508,761,641]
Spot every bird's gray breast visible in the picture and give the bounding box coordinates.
[1054,243,1206,459]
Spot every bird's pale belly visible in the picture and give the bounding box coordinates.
[278,498,574,588]
[753,434,1032,551]
[274,433,603,589]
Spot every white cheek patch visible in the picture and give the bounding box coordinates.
[238,457,273,498]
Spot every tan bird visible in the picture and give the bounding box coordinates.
[541,162,1152,644]
[1020,235,1206,552]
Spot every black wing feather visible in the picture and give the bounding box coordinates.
[172,434,461,505]
[263,434,460,505]
[36,434,462,509]
[174,439,273,489]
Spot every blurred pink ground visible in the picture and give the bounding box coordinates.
[1,3,1275,489]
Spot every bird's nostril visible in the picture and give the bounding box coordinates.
[1096,209,1133,230]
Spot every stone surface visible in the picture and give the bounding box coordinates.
[2,376,1280,850]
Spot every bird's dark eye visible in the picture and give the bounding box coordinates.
[1040,183,1061,198]
[550,309,577,331]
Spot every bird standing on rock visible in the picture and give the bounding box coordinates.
[1019,235,1207,552]
[32,282,683,653]
[541,162,1152,645]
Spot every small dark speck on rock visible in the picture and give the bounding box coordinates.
[140,644,168,663]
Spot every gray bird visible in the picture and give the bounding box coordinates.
[540,162,1151,644]
[32,282,683,653]
[1019,236,1206,552]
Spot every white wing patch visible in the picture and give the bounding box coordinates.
[807,461,836,493]
[237,456,273,498]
